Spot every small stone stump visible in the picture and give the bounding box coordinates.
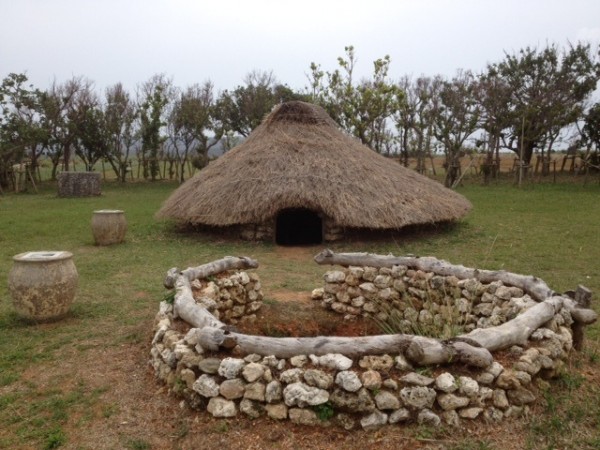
[57,172,101,197]
[8,251,78,321]
[92,210,127,245]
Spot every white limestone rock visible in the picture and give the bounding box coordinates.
[374,391,401,410]
[316,353,353,370]
[218,357,245,379]
[192,374,219,398]
[435,372,458,393]
[283,382,329,407]
[207,397,237,418]
[335,371,362,392]
[400,386,436,409]
[360,410,388,430]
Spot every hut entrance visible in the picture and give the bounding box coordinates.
[276,208,322,246]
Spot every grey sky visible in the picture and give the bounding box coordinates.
[2,0,599,94]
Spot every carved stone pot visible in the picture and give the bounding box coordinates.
[8,251,78,321]
[91,209,127,245]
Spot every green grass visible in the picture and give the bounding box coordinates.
[0,178,599,448]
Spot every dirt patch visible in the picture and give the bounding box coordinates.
[273,245,322,262]
[238,292,379,338]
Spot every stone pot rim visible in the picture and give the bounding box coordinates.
[13,251,73,263]
[93,209,124,214]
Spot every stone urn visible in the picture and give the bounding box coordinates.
[91,209,127,245]
[8,251,78,321]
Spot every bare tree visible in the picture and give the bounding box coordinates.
[394,75,442,172]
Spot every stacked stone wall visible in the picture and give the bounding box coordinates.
[190,270,263,325]
[313,266,573,336]
[151,266,577,430]
[57,172,101,197]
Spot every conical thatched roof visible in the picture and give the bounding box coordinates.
[157,101,471,230]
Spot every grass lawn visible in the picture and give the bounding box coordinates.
[0,178,599,449]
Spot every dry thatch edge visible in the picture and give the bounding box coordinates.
[163,254,596,367]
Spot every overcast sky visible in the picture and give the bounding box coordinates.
[2,0,600,94]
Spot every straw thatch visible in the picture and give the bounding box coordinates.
[156,101,471,234]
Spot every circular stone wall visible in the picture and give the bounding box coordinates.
[150,253,596,429]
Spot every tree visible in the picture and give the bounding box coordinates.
[394,75,442,171]
[70,85,107,171]
[167,81,222,182]
[434,70,481,187]
[0,73,46,185]
[308,46,403,154]
[581,102,600,171]
[40,76,90,179]
[104,83,137,182]
[138,74,172,181]
[485,43,600,165]
[216,70,303,138]
[476,71,512,181]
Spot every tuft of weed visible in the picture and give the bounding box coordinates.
[43,427,66,450]
[313,401,334,421]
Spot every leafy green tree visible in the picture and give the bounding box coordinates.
[581,102,600,170]
[582,103,600,150]
[485,43,600,165]
[167,81,223,182]
[476,71,512,178]
[308,46,403,154]
[70,86,107,171]
[104,83,137,182]
[434,70,481,187]
[216,70,304,138]
[0,73,46,185]
[40,77,90,179]
[138,74,172,180]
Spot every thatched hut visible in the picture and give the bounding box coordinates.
[157,101,471,245]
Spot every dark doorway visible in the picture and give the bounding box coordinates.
[276,208,323,245]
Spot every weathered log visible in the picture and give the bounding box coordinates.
[165,256,259,328]
[565,286,596,350]
[314,249,554,301]
[406,337,493,367]
[574,285,592,308]
[196,326,493,367]
[164,267,180,289]
[164,256,259,288]
[172,276,227,329]
[459,296,563,351]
